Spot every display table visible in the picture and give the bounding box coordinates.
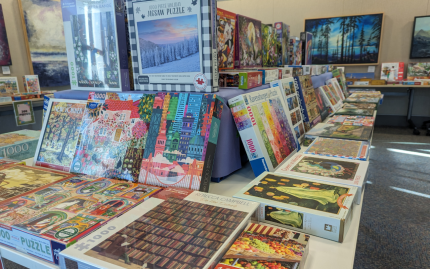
[53,73,334,180]
[0,244,58,269]
[209,160,364,269]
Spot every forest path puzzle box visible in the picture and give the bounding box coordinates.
[59,188,259,269]
[234,172,357,242]
[35,99,88,172]
[126,0,218,92]
[0,175,161,264]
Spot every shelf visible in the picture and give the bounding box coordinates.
[348,84,430,88]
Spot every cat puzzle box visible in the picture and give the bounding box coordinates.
[0,175,161,264]
[0,130,41,160]
[234,172,357,242]
[59,187,259,269]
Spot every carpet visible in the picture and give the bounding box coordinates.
[353,127,430,268]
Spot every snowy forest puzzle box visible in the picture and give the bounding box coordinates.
[126,0,219,92]
[59,188,259,269]
[61,0,130,91]
[234,172,357,242]
[0,175,161,264]
[0,130,40,160]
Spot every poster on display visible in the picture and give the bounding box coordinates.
[0,4,12,66]
[0,77,19,96]
[305,13,384,65]
[13,100,36,126]
[410,15,430,58]
[127,0,218,92]
[61,0,130,91]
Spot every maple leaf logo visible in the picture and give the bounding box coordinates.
[196,78,205,85]
[191,0,197,6]
[135,7,141,14]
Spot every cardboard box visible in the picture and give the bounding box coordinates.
[239,71,263,89]
[219,71,241,87]
[233,172,357,242]
[59,188,259,269]
[0,175,161,264]
[258,69,279,84]
[380,62,404,81]
[217,222,310,269]
[278,67,293,79]
[276,153,369,204]
[0,130,40,160]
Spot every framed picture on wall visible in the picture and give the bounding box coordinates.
[410,15,430,58]
[18,0,70,87]
[0,4,12,66]
[304,13,384,65]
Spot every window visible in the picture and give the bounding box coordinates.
[99,128,107,136]
[104,113,108,120]
[114,129,122,141]
[119,113,126,121]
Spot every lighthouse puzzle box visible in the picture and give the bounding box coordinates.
[126,0,219,92]
[61,0,130,91]
[0,175,161,264]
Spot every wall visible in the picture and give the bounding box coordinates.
[0,0,69,92]
[218,0,430,118]
[1,0,429,120]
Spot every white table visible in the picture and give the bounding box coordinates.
[0,244,59,269]
[209,162,364,269]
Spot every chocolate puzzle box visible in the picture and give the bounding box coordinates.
[234,172,357,242]
[0,174,161,264]
[59,187,259,269]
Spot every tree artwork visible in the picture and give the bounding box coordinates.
[37,101,86,170]
[305,13,383,64]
